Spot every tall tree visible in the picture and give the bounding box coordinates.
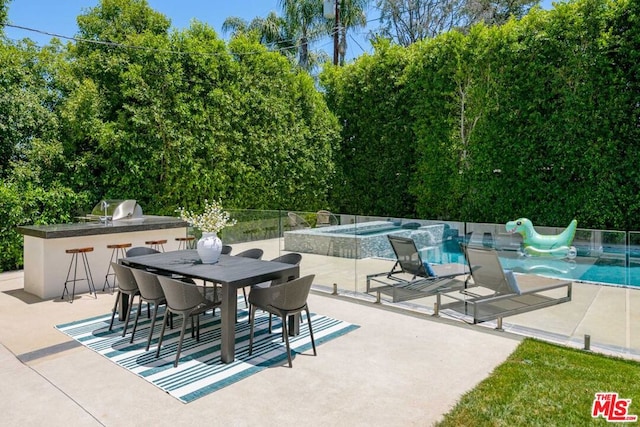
[225,1,371,68]
[0,40,61,178]
[222,12,286,48]
[73,0,170,118]
[335,0,372,65]
[224,6,328,72]
[279,0,327,71]
[65,0,174,204]
[464,0,536,26]
[0,0,8,29]
[375,0,535,46]
[376,0,465,45]
[222,12,299,64]
[66,0,340,212]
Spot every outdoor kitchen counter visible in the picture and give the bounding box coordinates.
[18,216,189,299]
[17,215,187,239]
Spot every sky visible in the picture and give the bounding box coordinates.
[4,0,555,63]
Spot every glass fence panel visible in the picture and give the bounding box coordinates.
[223,209,283,244]
[566,228,627,286]
[629,232,640,286]
[465,222,515,250]
[280,210,358,292]
[465,223,631,288]
[351,215,403,295]
[587,229,628,286]
[205,210,287,264]
[349,216,470,301]
[459,223,634,356]
[221,211,637,288]
[216,210,639,357]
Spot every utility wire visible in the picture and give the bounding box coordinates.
[349,32,366,53]
[5,22,342,58]
[4,22,342,82]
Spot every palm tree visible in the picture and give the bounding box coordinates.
[224,6,326,72]
[222,12,287,50]
[224,1,370,69]
[335,0,371,65]
[279,0,327,71]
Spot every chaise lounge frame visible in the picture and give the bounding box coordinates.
[436,244,572,329]
[366,235,467,303]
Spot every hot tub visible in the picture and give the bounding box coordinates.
[283,221,448,259]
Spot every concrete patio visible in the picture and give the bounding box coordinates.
[1,238,638,426]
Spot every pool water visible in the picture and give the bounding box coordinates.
[424,243,640,287]
[328,225,402,236]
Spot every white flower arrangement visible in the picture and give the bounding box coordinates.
[176,199,237,233]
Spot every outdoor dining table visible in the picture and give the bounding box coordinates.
[121,250,300,363]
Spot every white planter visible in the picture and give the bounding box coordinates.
[197,232,223,264]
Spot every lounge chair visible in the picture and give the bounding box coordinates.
[287,212,311,230]
[436,245,572,329]
[316,210,339,227]
[366,235,466,303]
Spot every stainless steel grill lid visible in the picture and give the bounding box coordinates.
[90,199,142,221]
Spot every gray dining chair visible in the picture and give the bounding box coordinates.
[248,274,316,368]
[108,262,142,337]
[130,268,173,351]
[248,253,302,326]
[235,248,264,307]
[125,247,160,257]
[235,248,263,259]
[156,275,220,367]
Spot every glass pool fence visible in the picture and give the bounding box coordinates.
[215,210,640,358]
[220,210,640,289]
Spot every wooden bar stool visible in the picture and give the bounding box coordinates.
[175,236,196,250]
[103,243,132,292]
[145,239,167,252]
[62,247,96,302]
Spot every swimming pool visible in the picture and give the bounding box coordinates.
[284,220,639,287]
[422,241,639,287]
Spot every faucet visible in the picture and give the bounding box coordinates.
[101,200,110,224]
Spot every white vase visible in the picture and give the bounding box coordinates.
[197,232,223,264]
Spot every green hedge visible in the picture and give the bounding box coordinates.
[0,0,340,271]
[322,0,640,230]
[0,182,90,271]
[0,185,25,271]
[2,0,640,272]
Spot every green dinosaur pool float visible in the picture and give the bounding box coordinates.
[505,218,577,258]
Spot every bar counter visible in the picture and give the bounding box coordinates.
[18,215,187,239]
[18,216,189,299]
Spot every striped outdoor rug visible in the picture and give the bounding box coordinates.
[56,299,358,403]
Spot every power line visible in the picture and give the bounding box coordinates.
[349,33,366,53]
[5,22,339,59]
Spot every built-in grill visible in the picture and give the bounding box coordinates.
[87,199,143,222]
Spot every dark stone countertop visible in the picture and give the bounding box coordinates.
[17,215,188,239]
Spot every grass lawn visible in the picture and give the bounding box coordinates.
[437,338,640,426]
